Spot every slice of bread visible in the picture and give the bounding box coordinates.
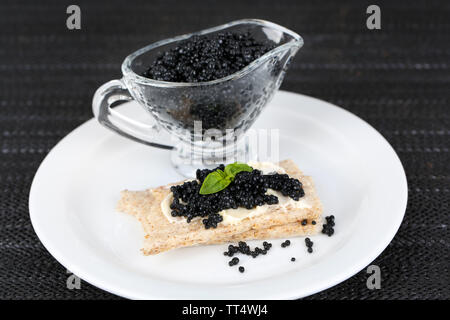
[117,159,322,255]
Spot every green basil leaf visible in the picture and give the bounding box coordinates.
[199,163,253,195]
[199,170,232,195]
[224,162,253,178]
[216,169,227,178]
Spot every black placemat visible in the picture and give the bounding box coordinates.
[0,0,448,299]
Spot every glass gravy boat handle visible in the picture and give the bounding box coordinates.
[92,79,174,150]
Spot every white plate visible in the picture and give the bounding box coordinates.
[29,91,407,299]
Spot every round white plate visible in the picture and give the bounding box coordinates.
[29,90,407,300]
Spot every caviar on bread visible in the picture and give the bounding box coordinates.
[117,159,323,255]
[170,163,305,229]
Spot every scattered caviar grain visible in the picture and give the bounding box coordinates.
[239,266,245,273]
[322,215,336,236]
[263,242,272,251]
[312,220,316,225]
[225,241,272,261]
[305,238,314,253]
[291,257,296,262]
[281,240,291,248]
[301,219,307,226]
[228,257,239,266]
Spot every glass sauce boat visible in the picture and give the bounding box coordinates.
[92,19,303,177]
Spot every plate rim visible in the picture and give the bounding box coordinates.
[29,90,408,299]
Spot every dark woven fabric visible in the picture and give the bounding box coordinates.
[0,0,448,299]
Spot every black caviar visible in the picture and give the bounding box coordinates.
[142,32,276,83]
[228,257,239,267]
[305,237,313,253]
[291,257,296,262]
[239,266,245,273]
[189,102,238,131]
[322,215,335,237]
[281,239,291,248]
[301,219,307,226]
[170,165,305,229]
[224,241,272,258]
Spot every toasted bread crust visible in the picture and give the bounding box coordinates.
[117,159,322,255]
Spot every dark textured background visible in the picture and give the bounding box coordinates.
[0,0,448,299]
